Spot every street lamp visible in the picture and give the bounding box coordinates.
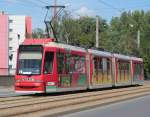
[129,24,140,49]
[137,30,140,49]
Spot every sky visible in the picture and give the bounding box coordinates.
[1,0,150,29]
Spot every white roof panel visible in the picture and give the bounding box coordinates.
[113,53,130,60]
[88,49,112,57]
[131,57,143,62]
[45,42,86,53]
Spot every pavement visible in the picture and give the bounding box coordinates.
[0,86,32,97]
[0,86,14,93]
[0,86,16,97]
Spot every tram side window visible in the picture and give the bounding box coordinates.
[93,57,103,74]
[70,55,85,73]
[98,58,103,70]
[57,52,65,74]
[107,59,111,74]
[125,63,130,76]
[93,57,98,74]
[102,58,111,79]
[44,52,54,74]
[93,57,111,80]
[141,64,144,77]
[102,58,107,73]
[134,63,143,78]
[141,64,144,79]
[103,58,111,75]
[70,56,75,73]
[118,62,123,79]
[75,56,85,73]
[66,53,70,73]
[134,63,138,76]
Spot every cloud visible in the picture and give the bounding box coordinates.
[5,0,18,4]
[6,0,16,3]
[75,6,95,17]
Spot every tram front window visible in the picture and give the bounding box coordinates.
[18,52,42,75]
[17,45,43,75]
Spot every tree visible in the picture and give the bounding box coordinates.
[32,10,150,79]
[32,28,45,38]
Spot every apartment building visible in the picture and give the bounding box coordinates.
[0,12,32,75]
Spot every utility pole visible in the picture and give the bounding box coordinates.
[96,16,99,48]
[137,30,140,49]
[53,0,57,17]
[50,0,57,38]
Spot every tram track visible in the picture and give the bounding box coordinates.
[0,85,147,106]
[26,89,150,117]
[0,96,33,102]
[0,85,149,117]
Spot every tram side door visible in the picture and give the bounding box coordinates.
[57,51,72,88]
[43,51,55,91]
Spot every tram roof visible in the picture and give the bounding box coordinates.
[130,57,143,62]
[22,39,143,61]
[113,53,130,60]
[88,49,112,57]
[22,38,86,53]
[45,42,86,52]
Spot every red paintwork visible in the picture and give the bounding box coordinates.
[23,38,54,45]
[15,39,87,93]
[90,54,93,84]
[25,16,32,35]
[15,75,44,91]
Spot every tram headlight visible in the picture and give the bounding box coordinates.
[16,79,21,82]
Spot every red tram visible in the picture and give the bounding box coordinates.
[15,38,144,93]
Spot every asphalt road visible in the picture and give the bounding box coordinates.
[62,95,150,117]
